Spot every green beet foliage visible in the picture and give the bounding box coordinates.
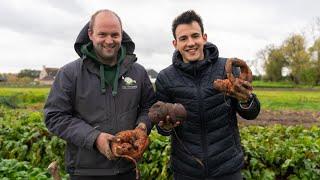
[241,125,320,179]
[1,105,320,179]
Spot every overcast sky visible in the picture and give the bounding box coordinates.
[1,0,319,74]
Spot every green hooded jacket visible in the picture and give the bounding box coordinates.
[81,42,126,96]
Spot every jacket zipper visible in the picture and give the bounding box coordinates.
[194,64,208,176]
[107,86,116,132]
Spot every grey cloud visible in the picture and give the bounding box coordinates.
[42,0,86,14]
[1,0,320,74]
[129,27,172,56]
[0,1,84,43]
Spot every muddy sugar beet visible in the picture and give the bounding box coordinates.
[148,101,187,124]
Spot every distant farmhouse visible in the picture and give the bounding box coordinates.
[37,66,59,85]
[147,69,158,83]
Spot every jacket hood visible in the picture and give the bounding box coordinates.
[74,22,135,57]
[172,42,219,75]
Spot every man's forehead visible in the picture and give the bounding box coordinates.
[175,22,201,35]
[176,29,201,38]
[96,17,120,25]
[93,12,121,28]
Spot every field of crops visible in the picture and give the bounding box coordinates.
[0,87,319,179]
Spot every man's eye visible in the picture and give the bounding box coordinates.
[112,34,119,38]
[192,34,200,38]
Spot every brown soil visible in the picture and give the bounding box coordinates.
[238,109,320,127]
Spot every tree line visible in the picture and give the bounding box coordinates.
[258,18,320,85]
[0,69,40,84]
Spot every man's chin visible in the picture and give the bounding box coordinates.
[97,52,116,61]
[102,55,116,60]
[101,52,116,58]
[186,57,200,62]
[184,53,201,60]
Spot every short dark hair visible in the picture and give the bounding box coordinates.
[172,10,204,39]
[89,9,122,31]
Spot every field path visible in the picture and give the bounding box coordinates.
[238,109,320,127]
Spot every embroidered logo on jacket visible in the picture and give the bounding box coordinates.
[122,76,138,89]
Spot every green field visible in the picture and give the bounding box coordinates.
[1,87,319,111]
[253,80,320,89]
[255,90,320,111]
[253,81,295,88]
[0,88,49,108]
[0,87,49,95]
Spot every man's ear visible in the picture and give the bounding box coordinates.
[88,29,93,41]
[172,39,177,49]
[203,33,207,42]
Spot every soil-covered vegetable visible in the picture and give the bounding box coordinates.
[213,58,253,101]
[111,128,149,179]
[148,101,187,125]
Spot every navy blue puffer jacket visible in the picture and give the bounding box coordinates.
[155,42,260,178]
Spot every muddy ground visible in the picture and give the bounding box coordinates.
[238,109,320,127]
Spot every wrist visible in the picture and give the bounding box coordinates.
[158,123,173,131]
[239,94,254,109]
[159,126,173,132]
[240,93,253,104]
[136,123,147,133]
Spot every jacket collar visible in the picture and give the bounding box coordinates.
[119,54,137,78]
[82,54,137,78]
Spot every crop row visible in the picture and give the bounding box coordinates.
[1,106,319,179]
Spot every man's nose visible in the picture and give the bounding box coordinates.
[104,36,113,44]
[186,38,195,46]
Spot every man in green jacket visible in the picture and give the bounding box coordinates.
[44,9,155,180]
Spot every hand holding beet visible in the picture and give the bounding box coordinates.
[213,58,253,102]
[110,125,149,180]
[148,101,187,130]
[95,132,116,160]
[111,127,149,161]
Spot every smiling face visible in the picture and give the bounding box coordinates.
[173,21,207,63]
[88,12,122,65]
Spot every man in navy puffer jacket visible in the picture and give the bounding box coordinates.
[155,10,260,180]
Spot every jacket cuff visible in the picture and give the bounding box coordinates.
[239,94,254,109]
[156,125,172,136]
[236,93,260,120]
[84,129,101,150]
[238,93,255,109]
